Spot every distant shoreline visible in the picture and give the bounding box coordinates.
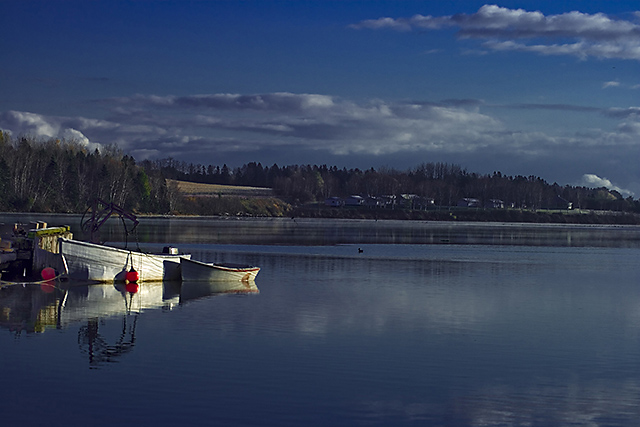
[289,204,640,225]
[2,206,640,226]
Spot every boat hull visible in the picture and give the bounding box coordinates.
[180,257,260,282]
[59,238,190,282]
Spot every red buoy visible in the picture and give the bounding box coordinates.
[126,268,139,283]
[41,267,55,281]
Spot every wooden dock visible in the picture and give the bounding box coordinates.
[0,222,73,280]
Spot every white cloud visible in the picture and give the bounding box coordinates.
[102,93,506,156]
[109,92,336,113]
[351,5,640,61]
[604,106,640,118]
[0,110,107,151]
[61,128,102,152]
[100,92,640,157]
[4,92,639,162]
[349,14,451,31]
[0,111,60,138]
[454,5,638,39]
[602,80,620,88]
[580,174,634,196]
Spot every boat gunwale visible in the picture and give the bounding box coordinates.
[181,257,260,272]
[59,237,187,259]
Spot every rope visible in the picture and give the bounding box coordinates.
[121,214,129,249]
[134,229,142,252]
[125,250,140,273]
[0,272,66,290]
[119,214,141,252]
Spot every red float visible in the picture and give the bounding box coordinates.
[126,268,139,283]
[41,267,56,281]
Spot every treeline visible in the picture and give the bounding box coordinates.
[0,134,169,213]
[1,134,638,215]
[148,158,639,212]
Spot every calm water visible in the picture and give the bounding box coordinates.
[1,215,640,426]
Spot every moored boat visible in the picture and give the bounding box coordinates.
[180,257,260,282]
[59,238,190,282]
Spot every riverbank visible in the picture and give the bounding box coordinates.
[2,197,640,225]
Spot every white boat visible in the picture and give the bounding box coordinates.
[59,238,190,282]
[180,257,260,282]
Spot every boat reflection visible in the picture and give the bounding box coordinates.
[60,280,181,324]
[1,278,259,367]
[180,279,259,303]
[1,278,259,334]
[78,313,138,368]
[0,280,177,335]
[0,281,63,334]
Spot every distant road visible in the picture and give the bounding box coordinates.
[169,180,273,197]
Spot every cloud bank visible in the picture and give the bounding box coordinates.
[97,93,508,156]
[0,111,103,152]
[351,4,640,60]
[580,174,634,197]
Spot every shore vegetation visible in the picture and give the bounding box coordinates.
[1,134,638,224]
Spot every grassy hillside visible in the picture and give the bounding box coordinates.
[169,180,289,216]
[168,180,273,197]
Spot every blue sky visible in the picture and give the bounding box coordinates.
[1,1,639,196]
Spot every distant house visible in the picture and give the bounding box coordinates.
[324,197,344,207]
[345,195,365,206]
[484,199,505,209]
[457,198,481,208]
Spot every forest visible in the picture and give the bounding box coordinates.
[150,158,639,213]
[0,134,169,214]
[1,134,638,217]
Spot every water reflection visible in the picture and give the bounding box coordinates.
[78,314,138,368]
[0,282,63,333]
[3,215,640,425]
[180,280,258,303]
[0,278,259,367]
[353,378,640,426]
[3,213,639,248]
[1,279,260,332]
[132,218,640,248]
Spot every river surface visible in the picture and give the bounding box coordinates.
[1,214,640,426]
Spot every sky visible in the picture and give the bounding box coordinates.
[1,1,639,196]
